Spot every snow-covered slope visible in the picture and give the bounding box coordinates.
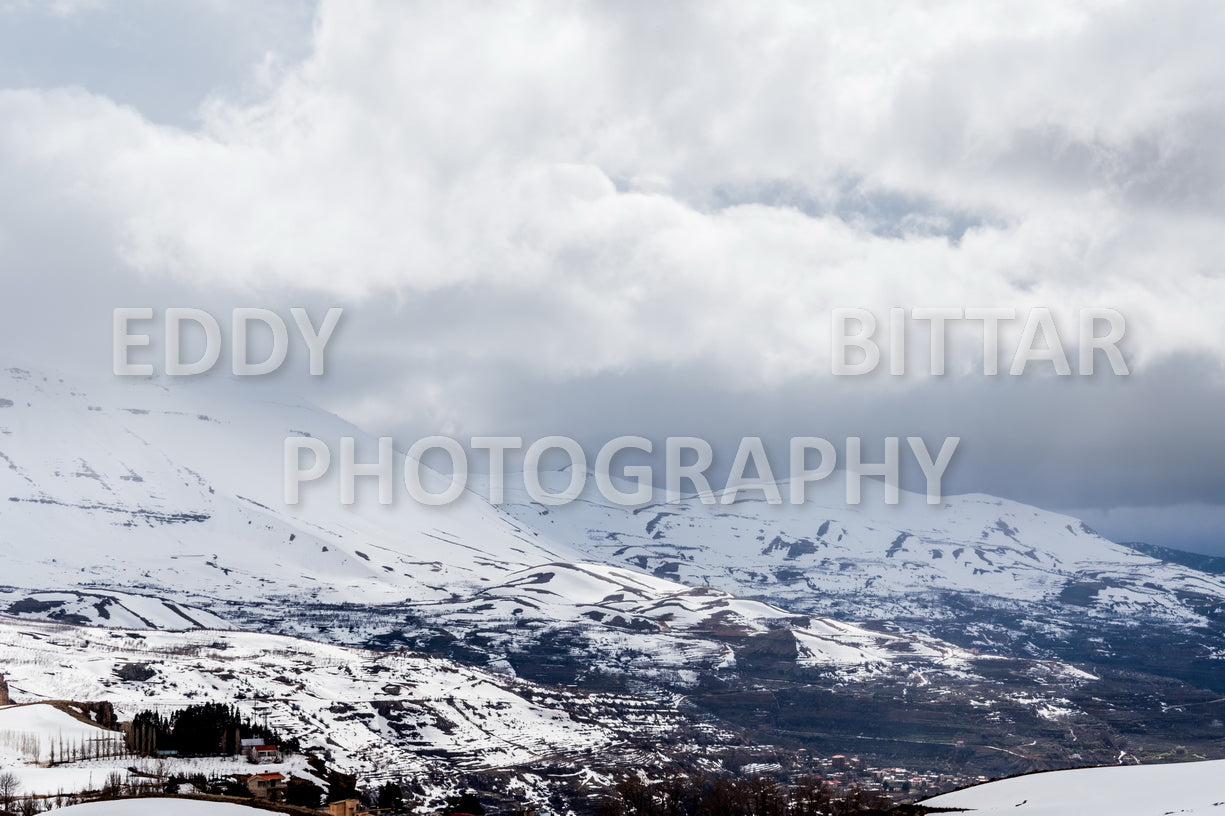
[924,759,1225,815]
[412,561,978,677]
[0,366,578,609]
[0,702,123,765]
[0,589,229,630]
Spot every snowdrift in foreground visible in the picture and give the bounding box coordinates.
[924,759,1225,815]
[60,800,259,814]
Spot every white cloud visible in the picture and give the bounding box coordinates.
[3,0,1223,384]
[3,0,1225,542]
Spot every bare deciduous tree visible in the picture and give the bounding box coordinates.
[0,771,21,809]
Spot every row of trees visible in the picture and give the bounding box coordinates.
[126,702,298,757]
[1,729,126,766]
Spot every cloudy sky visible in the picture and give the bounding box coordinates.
[2,0,1225,552]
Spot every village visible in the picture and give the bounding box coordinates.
[790,750,987,804]
[0,698,989,816]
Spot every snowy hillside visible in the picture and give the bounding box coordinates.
[0,588,229,631]
[475,469,1225,702]
[0,702,123,766]
[0,616,707,798]
[0,366,577,610]
[408,561,983,679]
[924,759,1225,815]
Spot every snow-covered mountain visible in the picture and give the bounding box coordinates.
[13,362,1212,637]
[0,366,986,681]
[4,365,1225,786]
[489,469,1225,626]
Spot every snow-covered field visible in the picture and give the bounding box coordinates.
[924,759,1225,815]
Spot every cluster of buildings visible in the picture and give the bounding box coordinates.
[798,750,986,803]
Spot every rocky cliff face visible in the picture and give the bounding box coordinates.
[0,672,11,705]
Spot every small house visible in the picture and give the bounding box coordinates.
[247,772,287,800]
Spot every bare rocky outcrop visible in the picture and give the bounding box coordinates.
[0,672,10,705]
[62,700,118,729]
